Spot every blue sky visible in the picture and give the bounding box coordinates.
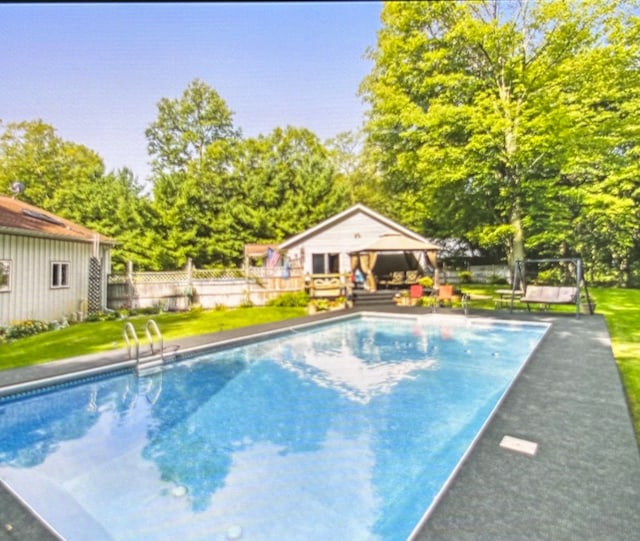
[0,2,382,183]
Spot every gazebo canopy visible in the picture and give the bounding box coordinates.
[351,233,441,253]
[349,233,442,291]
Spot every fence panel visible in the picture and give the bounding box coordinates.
[107,267,305,310]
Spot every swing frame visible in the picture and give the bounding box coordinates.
[509,258,595,318]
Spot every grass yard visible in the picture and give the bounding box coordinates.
[1,289,639,441]
[0,306,306,370]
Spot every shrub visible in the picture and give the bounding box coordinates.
[267,291,310,307]
[311,298,330,311]
[458,271,473,284]
[415,296,432,307]
[487,273,509,285]
[3,319,52,341]
[86,310,121,322]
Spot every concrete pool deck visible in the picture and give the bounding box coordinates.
[1,307,639,540]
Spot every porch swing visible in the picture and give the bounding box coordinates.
[509,258,595,318]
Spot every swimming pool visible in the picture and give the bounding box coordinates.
[0,314,548,540]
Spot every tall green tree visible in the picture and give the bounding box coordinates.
[73,168,160,272]
[326,130,389,212]
[236,127,349,244]
[0,120,161,272]
[0,120,104,211]
[361,0,640,280]
[146,78,240,178]
[146,76,350,269]
[146,79,244,268]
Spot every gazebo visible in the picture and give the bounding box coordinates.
[349,233,442,292]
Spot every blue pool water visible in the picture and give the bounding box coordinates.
[0,315,548,541]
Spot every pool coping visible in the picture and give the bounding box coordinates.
[1,306,639,540]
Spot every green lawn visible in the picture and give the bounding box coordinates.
[0,306,306,369]
[1,290,639,441]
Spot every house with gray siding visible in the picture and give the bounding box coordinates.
[0,196,115,326]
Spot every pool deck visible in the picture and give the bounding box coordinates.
[1,307,639,540]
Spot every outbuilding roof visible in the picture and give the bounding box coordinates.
[278,203,437,249]
[0,196,116,244]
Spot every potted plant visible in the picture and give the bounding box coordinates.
[418,276,434,295]
[394,290,411,306]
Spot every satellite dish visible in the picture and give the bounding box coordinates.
[10,182,25,197]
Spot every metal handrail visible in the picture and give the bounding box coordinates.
[145,319,164,360]
[123,322,139,361]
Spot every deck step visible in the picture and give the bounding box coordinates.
[353,290,397,307]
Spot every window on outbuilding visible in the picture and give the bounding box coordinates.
[311,253,340,274]
[51,262,69,288]
[312,254,325,274]
[0,260,11,292]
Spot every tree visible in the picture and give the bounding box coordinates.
[146,80,244,268]
[0,120,163,272]
[236,127,349,244]
[146,78,240,178]
[326,130,389,212]
[361,0,640,279]
[0,120,104,212]
[72,168,160,272]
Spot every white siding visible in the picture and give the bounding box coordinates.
[285,212,409,274]
[0,233,94,325]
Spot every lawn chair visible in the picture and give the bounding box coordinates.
[432,284,458,311]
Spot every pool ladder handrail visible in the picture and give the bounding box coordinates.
[123,319,164,364]
[123,321,139,361]
[145,319,164,360]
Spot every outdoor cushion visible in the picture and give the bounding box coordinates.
[521,285,577,304]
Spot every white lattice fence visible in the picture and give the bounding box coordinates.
[126,271,190,283]
[107,266,305,310]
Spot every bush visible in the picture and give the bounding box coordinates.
[2,319,53,341]
[86,310,121,322]
[487,273,509,285]
[267,291,310,307]
[311,298,330,311]
[415,296,433,307]
[458,271,473,284]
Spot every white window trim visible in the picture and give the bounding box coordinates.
[0,259,11,292]
[51,261,70,289]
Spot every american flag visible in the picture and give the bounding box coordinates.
[266,247,280,267]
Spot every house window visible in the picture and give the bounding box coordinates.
[51,262,70,288]
[0,260,10,292]
[312,254,325,274]
[311,253,340,274]
[328,253,340,273]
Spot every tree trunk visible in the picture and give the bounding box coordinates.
[510,207,525,268]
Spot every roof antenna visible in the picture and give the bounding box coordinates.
[10,181,25,198]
